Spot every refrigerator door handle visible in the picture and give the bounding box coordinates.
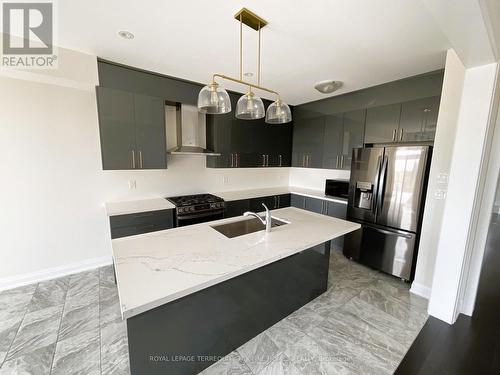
[372,227,413,239]
[377,156,389,213]
[372,155,383,215]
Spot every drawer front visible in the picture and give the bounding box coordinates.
[109,209,173,229]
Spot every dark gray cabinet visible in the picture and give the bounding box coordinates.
[290,194,347,249]
[341,110,366,170]
[206,93,292,169]
[322,114,343,169]
[364,103,402,144]
[225,199,250,218]
[292,116,325,168]
[97,87,167,170]
[250,194,291,212]
[109,209,174,239]
[399,96,440,142]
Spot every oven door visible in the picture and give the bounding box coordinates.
[175,210,225,227]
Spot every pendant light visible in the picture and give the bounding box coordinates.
[197,8,292,124]
[197,82,231,114]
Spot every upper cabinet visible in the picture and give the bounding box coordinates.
[293,109,365,170]
[364,103,401,144]
[292,116,325,168]
[364,96,440,144]
[399,96,440,142]
[206,93,293,168]
[96,87,167,170]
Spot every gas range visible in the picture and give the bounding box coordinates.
[166,194,225,226]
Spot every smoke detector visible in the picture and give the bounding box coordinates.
[314,80,343,94]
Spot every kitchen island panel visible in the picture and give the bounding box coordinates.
[127,242,330,375]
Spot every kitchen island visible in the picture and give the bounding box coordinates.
[112,207,360,374]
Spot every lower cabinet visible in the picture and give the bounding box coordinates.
[224,199,250,218]
[109,209,174,239]
[290,194,347,249]
[225,194,291,218]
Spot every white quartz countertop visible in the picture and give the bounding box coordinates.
[105,198,175,216]
[215,186,348,204]
[112,207,360,319]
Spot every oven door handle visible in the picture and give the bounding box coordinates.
[176,209,225,221]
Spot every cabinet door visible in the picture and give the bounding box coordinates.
[134,94,167,169]
[364,103,401,144]
[326,201,347,249]
[322,114,343,169]
[96,87,137,170]
[399,96,440,142]
[291,194,305,209]
[304,197,324,214]
[250,196,278,211]
[277,194,291,208]
[341,109,366,170]
[225,199,250,218]
[292,116,325,168]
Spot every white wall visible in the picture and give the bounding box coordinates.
[411,50,466,299]
[427,61,498,323]
[0,48,294,289]
[288,168,350,190]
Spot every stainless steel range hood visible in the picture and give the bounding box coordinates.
[166,103,220,156]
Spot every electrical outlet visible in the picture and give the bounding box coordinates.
[129,180,137,189]
[437,173,449,184]
[434,189,446,200]
[222,176,229,184]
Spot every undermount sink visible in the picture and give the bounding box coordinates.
[211,217,289,238]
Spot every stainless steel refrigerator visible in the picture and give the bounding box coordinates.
[344,145,431,281]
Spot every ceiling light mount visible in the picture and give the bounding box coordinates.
[314,80,343,94]
[197,8,291,124]
[118,30,134,40]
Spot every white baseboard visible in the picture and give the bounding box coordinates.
[0,255,112,292]
[410,282,431,299]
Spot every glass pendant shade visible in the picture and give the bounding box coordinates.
[197,83,231,114]
[235,91,265,120]
[265,99,292,124]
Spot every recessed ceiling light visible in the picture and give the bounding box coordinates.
[118,31,134,40]
[244,72,254,77]
[314,80,343,94]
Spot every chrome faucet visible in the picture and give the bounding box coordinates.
[243,203,272,232]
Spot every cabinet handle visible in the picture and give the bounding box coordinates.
[340,155,344,168]
[262,154,266,167]
[274,196,278,208]
[139,151,143,168]
[336,155,339,169]
[302,155,305,167]
[236,153,239,167]
[279,154,282,167]
[278,195,280,207]
[267,155,270,167]
[230,153,233,168]
[392,129,396,142]
[306,155,310,167]
[399,128,404,141]
[131,150,136,169]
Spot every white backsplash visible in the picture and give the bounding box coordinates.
[288,167,350,191]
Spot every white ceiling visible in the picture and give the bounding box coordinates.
[55,0,452,105]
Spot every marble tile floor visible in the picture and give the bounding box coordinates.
[0,249,428,375]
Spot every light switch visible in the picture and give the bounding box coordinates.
[129,180,137,189]
[437,173,449,184]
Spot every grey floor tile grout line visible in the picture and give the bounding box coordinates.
[0,282,39,368]
[48,280,69,375]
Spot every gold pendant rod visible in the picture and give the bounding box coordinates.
[258,23,261,86]
[212,73,279,98]
[239,14,243,81]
